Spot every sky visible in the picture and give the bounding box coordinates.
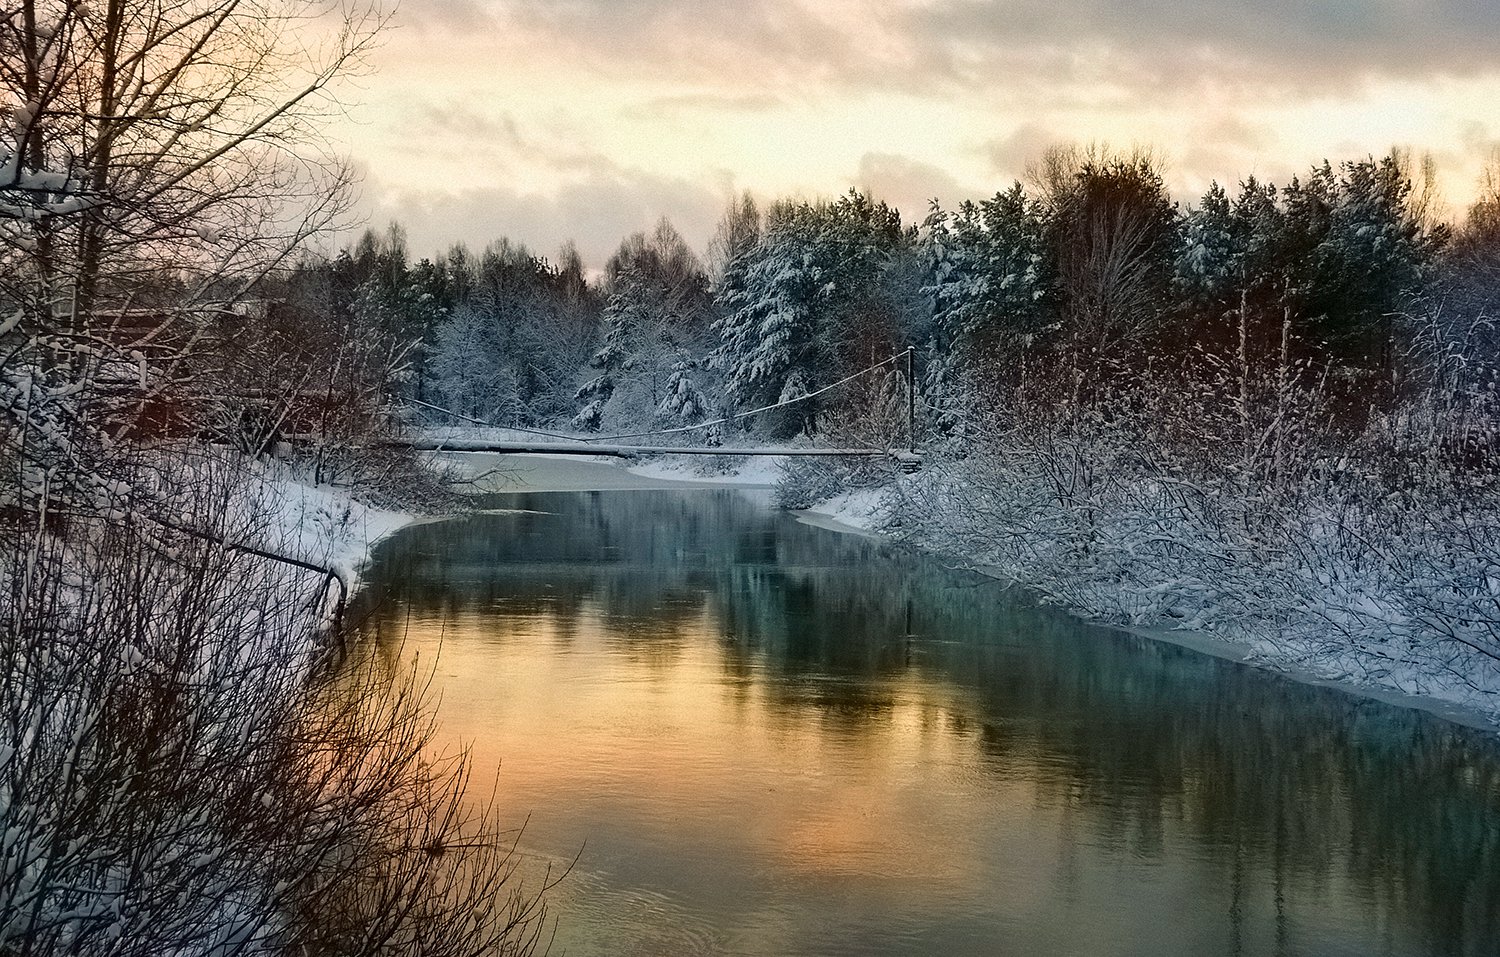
[331,0,1500,268]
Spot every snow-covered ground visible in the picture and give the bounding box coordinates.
[800,487,887,529]
[858,456,1500,731]
[624,454,783,487]
[249,466,417,593]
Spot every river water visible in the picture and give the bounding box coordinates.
[355,488,1500,956]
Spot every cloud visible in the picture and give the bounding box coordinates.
[362,165,729,267]
[437,0,957,97]
[904,1,1500,93]
[404,0,1500,102]
[396,102,664,182]
[984,123,1063,181]
[918,0,1500,100]
[1195,115,1270,152]
[396,0,500,35]
[633,92,786,117]
[855,152,979,219]
[415,104,527,147]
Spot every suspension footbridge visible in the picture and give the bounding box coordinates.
[396,348,925,470]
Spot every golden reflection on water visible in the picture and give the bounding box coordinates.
[392,602,1013,891]
[354,491,1500,957]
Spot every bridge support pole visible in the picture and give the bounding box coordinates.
[906,346,916,455]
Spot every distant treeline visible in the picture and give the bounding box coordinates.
[280,145,1497,461]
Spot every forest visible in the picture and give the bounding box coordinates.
[301,147,1480,439]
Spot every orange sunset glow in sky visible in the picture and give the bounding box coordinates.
[331,0,1500,265]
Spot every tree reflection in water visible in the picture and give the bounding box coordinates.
[356,490,1500,957]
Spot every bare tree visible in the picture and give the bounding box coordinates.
[1034,145,1178,380]
[0,0,384,453]
[706,190,760,282]
[0,4,561,953]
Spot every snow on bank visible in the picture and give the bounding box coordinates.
[817,466,1500,732]
[191,458,426,639]
[250,469,416,589]
[625,454,784,487]
[800,487,888,534]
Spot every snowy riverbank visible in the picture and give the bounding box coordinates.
[878,455,1500,733]
[804,482,1500,734]
[250,464,419,598]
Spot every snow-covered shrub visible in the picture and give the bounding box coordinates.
[0,452,552,956]
[775,457,853,509]
[774,369,912,509]
[886,374,1500,717]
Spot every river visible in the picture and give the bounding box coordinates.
[354,487,1500,957]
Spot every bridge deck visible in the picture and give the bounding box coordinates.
[401,437,888,458]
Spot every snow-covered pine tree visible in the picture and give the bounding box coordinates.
[571,268,643,430]
[1309,156,1430,374]
[921,200,982,427]
[711,204,827,436]
[573,220,714,430]
[658,356,711,422]
[921,185,1050,425]
[713,192,910,438]
[1174,182,1239,315]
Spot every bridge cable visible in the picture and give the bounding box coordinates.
[584,348,912,444]
[405,396,581,440]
